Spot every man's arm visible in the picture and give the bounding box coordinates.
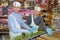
[8,15,30,33]
[20,15,32,30]
[8,16,22,33]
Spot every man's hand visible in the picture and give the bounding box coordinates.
[46,27,52,35]
[31,26,38,33]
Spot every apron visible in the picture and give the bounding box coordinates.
[9,15,22,40]
[30,14,39,33]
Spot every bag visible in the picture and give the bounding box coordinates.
[46,27,52,35]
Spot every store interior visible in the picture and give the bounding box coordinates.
[0,0,60,40]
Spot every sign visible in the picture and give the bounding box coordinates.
[26,0,38,2]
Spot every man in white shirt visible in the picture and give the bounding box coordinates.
[8,1,32,40]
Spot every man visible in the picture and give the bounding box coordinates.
[26,6,46,30]
[2,5,8,15]
[8,1,32,40]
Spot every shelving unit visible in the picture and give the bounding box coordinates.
[0,15,9,40]
[0,15,8,31]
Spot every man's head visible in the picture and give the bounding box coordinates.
[13,1,21,13]
[34,6,41,15]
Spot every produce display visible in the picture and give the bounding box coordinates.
[13,31,46,40]
[0,19,8,31]
[0,19,8,24]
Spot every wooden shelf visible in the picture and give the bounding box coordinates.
[0,16,8,19]
[0,26,9,32]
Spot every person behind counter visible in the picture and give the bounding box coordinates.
[8,1,32,40]
[26,6,46,30]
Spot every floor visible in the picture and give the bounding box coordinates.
[0,35,10,40]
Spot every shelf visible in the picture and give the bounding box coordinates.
[0,16,8,19]
[0,26,9,33]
